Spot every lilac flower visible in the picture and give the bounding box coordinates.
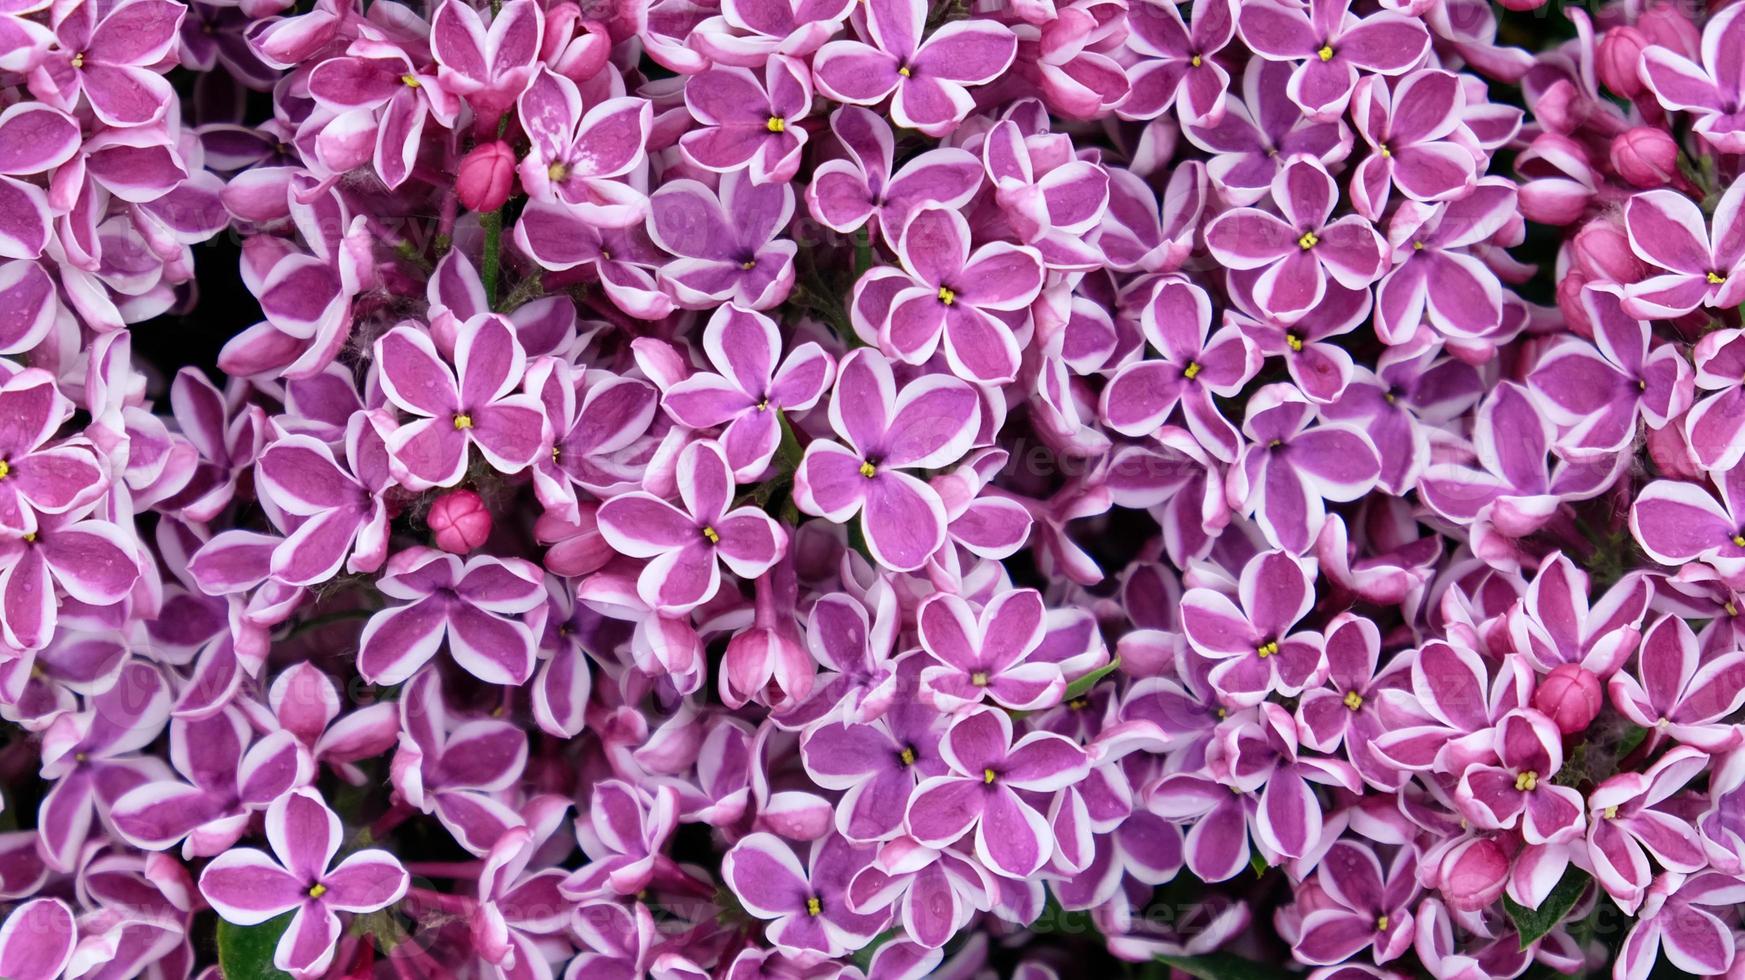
[811,0,1018,136]
[1588,746,1710,913]
[199,788,408,976]
[1098,278,1260,461]
[391,669,531,855]
[856,205,1045,385]
[658,306,834,481]
[29,0,184,126]
[1619,182,1745,318]
[776,585,902,730]
[525,358,659,522]
[799,694,945,842]
[1120,0,1237,126]
[1507,553,1651,679]
[1227,383,1381,554]
[1290,840,1418,965]
[917,588,1066,712]
[1349,69,1479,219]
[681,56,812,185]
[1608,614,1745,753]
[357,548,546,686]
[561,780,684,899]
[905,707,1089,878]
[1684,328,1745,471]
[516,67,652,225]
[694,0,854,64]
[254,418,392,586]
[793,348,981,571]
[1183,59,1353,206]
[648,171,797,311]
[0,899,75,980]
[374,317,546,491]
[1615,873,1745,980]
[1640,3,1745,153]
[1454,709,1586,844]
[595,439,787,614]
[305,48,460,190]
[0,508,142,652]
[0,369,107,533]
[1293,612,1403,788]
[804,107,984,248]
[1204,156,1387,323]
[1236,0,1430,119]
[1181,550,1326,705]
[723,832,889,957]
[430,0,543,122]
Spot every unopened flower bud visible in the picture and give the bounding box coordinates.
[1440,838,1509,912]
[1610,128,1680,188]
[1597,27,1648,98]
[1572,219,1646,283]
[1638,4,1701,58]
[457,141,516,213]
[1533,663,1603,734]
[428,490,492,554]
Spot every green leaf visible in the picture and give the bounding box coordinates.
[1248,848,1270,878]
[1504,866,1591,949]
[217,913,295,980]
[1152,952,1278,980]
[1063,658,1122,702]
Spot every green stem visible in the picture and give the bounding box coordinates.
[775,410,805,471]
[853,228,872,280]
[480,208,503,310]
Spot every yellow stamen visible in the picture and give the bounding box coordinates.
[21,532,34,543]
[859,461,876,478]
[549,162,569,182]
[1216,706,1227,718]
[1298,231,1319,250]
[806,896,821,916]
[309,884,328,899]
[937,285,956,305]
[453,413,473,430]
[767,117,786,133]
[1379,145,1391,158]
[1317,45,1334,61]
[1515,771,1538,792]
[1729,601,1740,617]
[1285,333,1303,352]
[1412,241,1424,251]
[1603,805,1618,819]
[1376,915,1389,932]
[971,671,990,687]
[1256,640,1279,658]
[898,65,912,77]
[702,526,720,544]
[741,259,757,270]
[756,399,769,412]
[1190,54,1202,67]
[899,746,916,766]
[1183,361,1202,380]
[1711,271,1727,285]
[552,446,562,461]
[0,460,10,480]
[1068,698,1089,710]
[1343,690,1363,711]
[982,768,997,784]
[401,74,420,88]
[71,53,85,69]
[1733,534,1745,547]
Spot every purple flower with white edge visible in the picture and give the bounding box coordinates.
[1294,612,1404,789]
[1226,383,1381,555]
[681,55,812,185]
[0,507,142,653]
[1290,840,1418,965]
[1236,0,1430,120]
[0,898,75,980]
[1454,708,1587,844]
[1682,327,1745,472]
[1620,181,1745,319]
[1204,156,1386,324]
[198,788,408,977]
[648,170,797,311]
[596,439,787,614]
[723,831,889,957]
[1507,552,1651,679]
[391,669,531,856]
[803,106,984,249]
[1614,872,1745,980]
[917,588,1066,713]
[793,348,981,572]
[1608,614,1745,753]
[304,48,461,191]
[0,368,107,534]
[430,0,543,123]
[373,316,546,491]
[254,416,393,587]
[800,693,946,843]
[811,0,1018,137]
[1373,177,1519,347]
[1348,68,1479,219]
[1587,745,1711,914]
[28,0,184,127]
[1119,0,1237,127]
[1182,59,1353,206]
[659,305,834,481]
[516,67,652,225]
[1640,3,1745,153]
[905,707,1090,879]
[357,548,546,686]
[1181,549,1327,706]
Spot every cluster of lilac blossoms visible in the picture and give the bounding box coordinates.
[17,0,1745,975]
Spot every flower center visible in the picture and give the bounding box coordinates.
[1729,601,1741,617]
[756,399,769,412]
[1711,270,1728,285]
[21,531,35,543]
[1256,640,1279,658]
[1298,231,1319,250]
[971,671,990,687]
[1183,361,1202,380]
[1189,54,1202,67]
[401,74,420,88]
[1376,915,1389,932]
[859,460,877,478]
[1317,44,1334,61]
[1343,690,1363,710]
[0,460,10,480]
[1285,333,1303,352]
[1732,534,1745,547]
[806,896,822,916]
[1379,144,1391,158]
[899,746,916,766]
[982,768,997,784]
[1603,805,1619,819]
[453,413,474,430]
[1412,241,1424,251]
[898,65,912,77]
[549,162,569,182]
[937,285,956,305]
[1515,771,1538,792]
[71,52,85,69]
[308,883,327,899]
[766,116,786,133]
[741,258,757,270]
[701,525,720,544]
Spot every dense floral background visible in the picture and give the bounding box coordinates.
[4,0,1745,976]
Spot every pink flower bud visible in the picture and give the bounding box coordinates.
[1532,79,1583,135]
[1556,272,1595,340]
[456,141,516,213]
[1638,4,1701,58]
[1533,663,1603,734]
[1440,838,1509,912]
[1610,127,1680,188]
[428,490,493,554]
[1646,413,1704,480]
[1597,27,1648,98]
[1571,219,1647,283]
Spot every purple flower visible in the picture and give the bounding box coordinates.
[800,693,945,843]
[595,439,787,614]
[724,832,889,957]
[391,669,531,855]
[1120,0,1237,126]
[255,418,393,586]
[1291,840,1418,965]
[1183,59,1353,206]
[357,548,546,686]
[1507,553,1651,678]
[1349,69,1479,219]
[1588,746,1710,913]
[1227,383,1381,554]
[1454,709,1586,844]
[198,788,409,976]
[1236,0,1430,119]
[28,0,184,126]
[430,0,543,122]
[1641,3,1745,153]
[658,305,834,481]
[0,899,75,980]
[1684,327,1745,471]
[917,588,1066,712]
[681,55,813,185]
[856,205,1046,385]
[305,48,460,190]
[1204,156,1387,323]
[1181,550,1327,705]
[793,349,980,571]
[648,170,797,311]
[516,67,652,225]
[905,707,1089,878]
[36,660,169,870]
[1620,182,1745,318]
[374,317,546,491]
[1615,873,1745,980]
[1608,614,1745,753]
[811,0,1017,136]
[0,508,141,653]
[0,369,107,534]
[804,107,984,248]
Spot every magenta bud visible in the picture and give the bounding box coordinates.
[1597,27,1648,98]
[1440,838,1509,912]
[456,141,516,213]
[1610,127,1680,188]
[428,490,493,554]
[1637,4,1701,59]
[1534,663,1604,734]
[1571,219,1646,283]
